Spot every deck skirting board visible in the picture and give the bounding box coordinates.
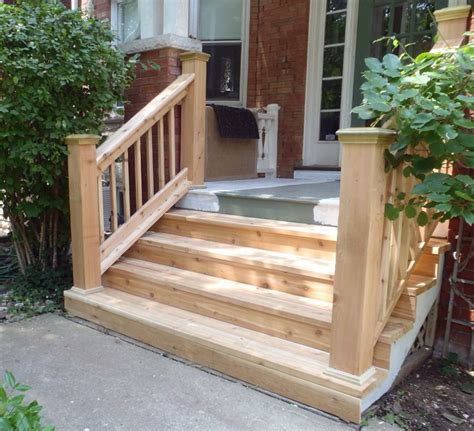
[361,254,444,412]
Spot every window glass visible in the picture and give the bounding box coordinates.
[119,0,140,43]
[199,0,244,102]
[203,44,241,101]
[371,0,437,57]
[199,0,243,41]
[318,3,346,142]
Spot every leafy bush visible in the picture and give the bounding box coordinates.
[0,0,136,276]
[0,371,54,431]
[353,37,474,225]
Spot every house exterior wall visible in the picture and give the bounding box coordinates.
[247,0,310,178]
[434,10,474,367]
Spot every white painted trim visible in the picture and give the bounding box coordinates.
[302,0,359,167]
[71,0,79,9]
[302,0,326,166]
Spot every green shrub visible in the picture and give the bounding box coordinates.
[353,37,474,225]
[0,0,136,277]
[0,371,54,431]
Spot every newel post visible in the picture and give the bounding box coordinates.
[65,134,102,293]
[432,5,471,51]
[326,128,396,385]
[179,51,210,186]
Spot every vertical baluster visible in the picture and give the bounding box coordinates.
[97,173,104,241]
[109,162,118,232]
[122,150,131,221]
[168,108,176,179]
[135,139,143,208]
[146,128,154,198]
[158,119,165,189]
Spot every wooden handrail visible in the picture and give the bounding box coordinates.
[96,73,195,172]
[65,51,209,292]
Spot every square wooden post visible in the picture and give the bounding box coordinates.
[65,134,102,293]
[326,128,396,384]
[179,51,210,186]
[432,5,471,51]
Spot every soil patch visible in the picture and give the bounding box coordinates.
[366,356,474,430]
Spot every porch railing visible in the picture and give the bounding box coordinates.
[326,5,470,383]
[65,52,209,292]
[256,104,280,178]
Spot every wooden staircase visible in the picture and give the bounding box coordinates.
[65,209,447,422]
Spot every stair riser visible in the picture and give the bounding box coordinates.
[392,294,417,321]
[103,268,331,351]
[65,294,362,423]
[152,218,336,259]
[126,243,334,302]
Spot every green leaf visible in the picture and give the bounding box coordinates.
[454,190,474,202]
[453,118,474,129]
[0,418,14,431]
[3,372,15,389]
[405,205,417,218]
[385,203,400,221]
[435,203,452,212]
[417,211,429,226]
[382,53,401,70]
[365,57,384,73]
[463,211,474,225]
[427,193,452,203]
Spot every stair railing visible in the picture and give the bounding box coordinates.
[325,5,471,385]
[65,52,209,292]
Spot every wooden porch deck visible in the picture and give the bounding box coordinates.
[62,9,467,424]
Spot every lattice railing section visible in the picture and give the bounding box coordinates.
[374,160,440,339]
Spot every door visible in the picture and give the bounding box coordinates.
[303,0,448,167]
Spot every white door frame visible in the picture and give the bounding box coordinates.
[302,0,359,167]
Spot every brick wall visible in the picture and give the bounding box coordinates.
[247,0,310,177]
[434,11,473,367]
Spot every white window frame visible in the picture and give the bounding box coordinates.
[302,0,359,167]
[191,0,250,107]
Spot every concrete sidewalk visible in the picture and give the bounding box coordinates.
[1,314,356,430]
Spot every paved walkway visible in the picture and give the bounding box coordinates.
[1,314,356,430]
[1,314,397,430]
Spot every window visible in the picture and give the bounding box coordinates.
[318,0,347,142]
[117,0,140,44]
[198,0,249,105]
[371,0,441,58]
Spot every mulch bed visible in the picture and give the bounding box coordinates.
[366,356,474,430]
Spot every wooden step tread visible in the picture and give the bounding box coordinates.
[65,287,385,398]
[405,274,436,296]
[165,209,338,240]
[137,232,336,281]
[110,258,333,326]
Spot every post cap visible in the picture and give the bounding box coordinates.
[179,51,210,63]
[65,134,101,146]
[434,5,471,23]
[336,127,397,146]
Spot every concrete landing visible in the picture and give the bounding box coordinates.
[177,178,340,225]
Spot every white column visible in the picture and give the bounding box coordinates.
[163,0,190,37]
